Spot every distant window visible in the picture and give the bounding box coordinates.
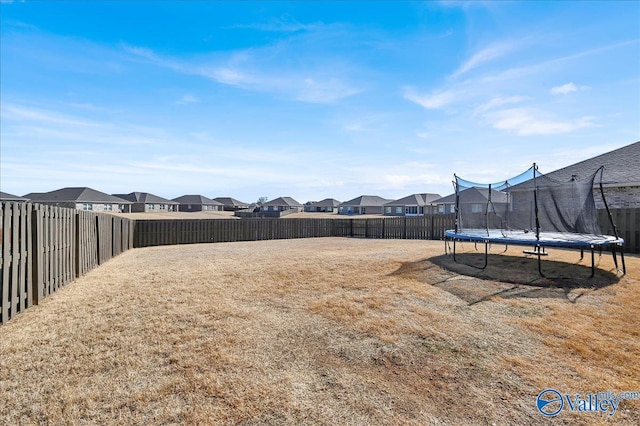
[449,205,455,213]
[438,205,445,214]
[188,204,192,209]
[395,207,403,214]
[386,207,392,213]
[83,204,93,211]
[471,204,484,213]
[361,207,366,214]
[406,206,418,215]
[104,204,113,211]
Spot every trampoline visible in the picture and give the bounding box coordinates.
[444,164,626,277]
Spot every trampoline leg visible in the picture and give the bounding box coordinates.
[482,241,488,270]
[537,246,546,278]
[580,249,584,261]
[590,247,595,278]
[451,238,488,270]
[612,245,626,276]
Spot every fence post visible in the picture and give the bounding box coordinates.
[1,203,10,322]
[430,215,434,240]
[403,216,407,239]
[95,215,101,265]
[75,212,80,278]
[31,204,43,305]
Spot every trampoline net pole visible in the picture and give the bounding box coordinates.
[598,166,620,240]
[533,163,541,242]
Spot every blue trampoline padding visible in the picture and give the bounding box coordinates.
[444,229,624,249]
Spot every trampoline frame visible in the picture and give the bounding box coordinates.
[444,230,625,278]
[444,164,627,278]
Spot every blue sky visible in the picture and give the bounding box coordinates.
[1,1,639,203]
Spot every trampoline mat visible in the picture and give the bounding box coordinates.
[444,229,624,249]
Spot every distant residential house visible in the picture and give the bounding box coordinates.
[338,195,393,215]
[172,195,224,212]
[305,198,341,213]
[0,192,29,202]
[213,197,250,211]
[113,192,179,213]
[262,197,303,213]
[24,187,132,212]
[430,188,508,216]
[384,193,441,216]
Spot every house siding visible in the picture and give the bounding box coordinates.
[339,205,384,215]
[383,205,425,217]
[597,186,640,209]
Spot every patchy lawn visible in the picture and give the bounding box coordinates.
[1,238,638,425]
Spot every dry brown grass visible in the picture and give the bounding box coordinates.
[1,238,638,425]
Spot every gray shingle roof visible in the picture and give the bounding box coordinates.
[0,191,29,201]
[340,195,393,207]
[311,198,341,208]
[543,141,640,185]
[172,195,223,205]
[213,197,249,207]
[113,192,178,204]
[433,188,508,204]
[25,187,131,204]
[385,193,442,206]
[264,196,302,207]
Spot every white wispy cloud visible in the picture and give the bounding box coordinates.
[451,41,518,78]
[550,82,578,95]
[403,88,458,110]
[473,95,529,116]
[177,94,200,104]
[483,108,597,135]
[231,15,321,33]
[123,42,362,104]
[1,103,102,127]
[482,39,640,84]
[550,82,590,95]
[1,102,168,147]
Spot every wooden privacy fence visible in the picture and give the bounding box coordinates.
[598,208,640,254]
[134,215,457,248]
[134,211,639,253]
[3,205,637,325]
[1,202,133,324]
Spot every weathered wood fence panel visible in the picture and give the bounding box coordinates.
[134,215,457,248]
[33,205,76,302]
[1,202,133,325]
[77,210,99,276]
[0,203,33,324]
[598,208,639,254]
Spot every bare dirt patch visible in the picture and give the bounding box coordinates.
[1,238,638,425]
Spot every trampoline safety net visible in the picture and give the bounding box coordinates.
[453,164,614,240]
